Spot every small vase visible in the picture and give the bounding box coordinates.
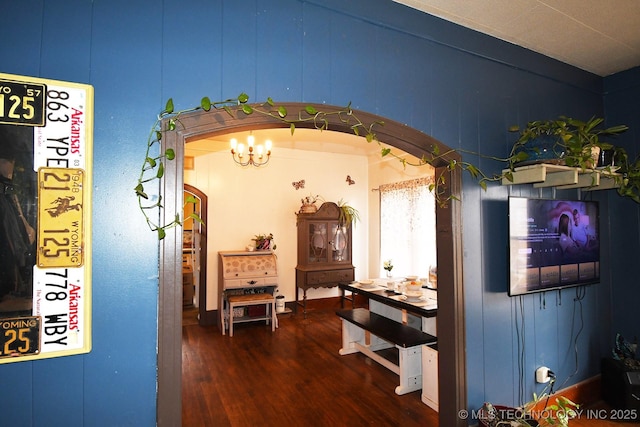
[386,271,392,279]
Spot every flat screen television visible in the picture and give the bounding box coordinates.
[508,197,600,296]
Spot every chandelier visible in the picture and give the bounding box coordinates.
[230,134,272,167]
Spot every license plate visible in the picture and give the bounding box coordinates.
[0,78,46,126]
[37,168,84,268]
[0,317,41,358]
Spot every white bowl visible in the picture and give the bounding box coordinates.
[405,275,419,281]
[404,281,422,292]
[358,280,374,287]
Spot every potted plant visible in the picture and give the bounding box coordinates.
[299,194,321,214]
[612,149,640,203]
[252,233,276,251]
[337,199,360,227]
[508,116,628,169]
[479,380,579,427]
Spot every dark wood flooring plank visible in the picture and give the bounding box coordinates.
[182,309,438,426]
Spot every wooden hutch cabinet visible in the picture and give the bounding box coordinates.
[295,202,355,317]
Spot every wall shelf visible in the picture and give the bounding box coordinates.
[501,163,620,191]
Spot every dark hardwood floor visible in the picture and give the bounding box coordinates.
[182,307,438,426]
[182,306,638,427]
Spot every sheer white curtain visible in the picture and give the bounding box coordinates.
[379,177,436,278]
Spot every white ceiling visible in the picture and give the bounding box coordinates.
[394,0,640,76]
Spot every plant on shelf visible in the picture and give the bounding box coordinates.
[299,194,322,214]
[252,233,276,251]
[614,149,640,203]
[507,116,628,169]
[337,199,360,227]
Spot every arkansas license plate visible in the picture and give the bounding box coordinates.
[37,168,84,268]
[0,317,41,358]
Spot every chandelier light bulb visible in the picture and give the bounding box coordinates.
[229,134,272,167]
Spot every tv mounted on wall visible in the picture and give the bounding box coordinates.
[508,197,600,296]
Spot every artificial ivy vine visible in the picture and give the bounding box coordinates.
[135,93,506,239]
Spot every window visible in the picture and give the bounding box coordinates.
[379,177,436,278]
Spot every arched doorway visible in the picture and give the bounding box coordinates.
[183,184,207,324]
[157,103,466,427]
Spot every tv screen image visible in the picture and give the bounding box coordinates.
[508,197,600,296]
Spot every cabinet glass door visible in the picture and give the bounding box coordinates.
[331,222,350,262]
[308,222,327,263]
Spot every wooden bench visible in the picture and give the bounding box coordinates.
[336,308,437,395]
[225,293,278,337]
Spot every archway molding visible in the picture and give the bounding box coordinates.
[157,103,467,427]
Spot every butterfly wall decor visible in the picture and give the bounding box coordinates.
[346,175,355,185]
[292,179,305,190]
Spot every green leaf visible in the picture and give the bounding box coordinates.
[381,148,391,157]
[290,123,295,135]
[513,151,529,163]
[158,228,166,240]
[155,131,162,141]
[165,148,175,160]
[223,105,233,116]
[305,105,317,115]
[242,104,254,114]
[188,213,205,225]
[165,98,174,114]
[134,183,148,199]
[185,195,198,204]
[277,105,287,118]
[238,93,249,103]
[156,161,165,178]
[366,133,374,142]
[201,97,212,111]
[267,97,274,106]
[479,181,487,191]
[146,157,157,168]
[168,119,176,131]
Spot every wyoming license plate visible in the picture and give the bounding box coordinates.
[0,317,41,358]
[37,168,84,268]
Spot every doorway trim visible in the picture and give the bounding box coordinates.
[157,103,467,426]
[183,184,208,324]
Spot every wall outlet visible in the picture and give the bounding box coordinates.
[536,366,551,383]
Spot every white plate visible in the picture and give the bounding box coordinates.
[404,290,423,298]
[401,294,425,303]
[357,280,375,288]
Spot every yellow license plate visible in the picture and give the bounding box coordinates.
[37,168,84,268]
[0,317,41,358]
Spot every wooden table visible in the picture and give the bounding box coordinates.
[339,280,437,320]
[337,280,438,396]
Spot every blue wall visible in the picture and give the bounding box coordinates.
[0,0,634,424]
[603,66,640,344]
